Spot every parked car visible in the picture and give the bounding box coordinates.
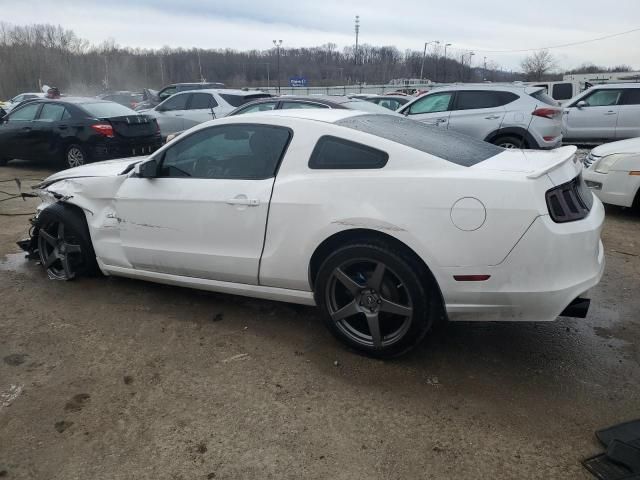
[97,91,144,110]
[527,81,580,103]
[583,137,640,209]
[0,98,162,168]
[142,89,271,138]
[227,95,401,116]
[20,110,603,358]
[3,92,45,113]
[562,84,640,143]
[364,95,412,111]
[398,85,563,149]
[134,82,227,110]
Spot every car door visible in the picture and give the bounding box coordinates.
[401,92,453,127]
[114,123,292,284]
[563,89,624,140]
[32,103,71,161]
[0,103,42,159]
[446,91,506,139]
[182,92,218,129]
[152,92,189,137]
[615,89,640,139]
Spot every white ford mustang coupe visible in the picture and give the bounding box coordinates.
[21,110,605,357]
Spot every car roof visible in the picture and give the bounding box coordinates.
[427,84,530,93]
[589,83,640,89]
[244,95,356,106]
[179,89,267,96]
[228,108,365,124]
[25,97,113,105]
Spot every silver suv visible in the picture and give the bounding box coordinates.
[398,85,562,149]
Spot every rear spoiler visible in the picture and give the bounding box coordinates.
[526,145,578,179]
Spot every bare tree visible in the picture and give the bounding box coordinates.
[521,49,556,80]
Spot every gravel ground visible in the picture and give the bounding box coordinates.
[0,160,639,480]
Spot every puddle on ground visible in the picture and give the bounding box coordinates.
[0,252,37,274]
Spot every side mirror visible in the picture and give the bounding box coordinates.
[137,159,159,178]
[576,100,587,109]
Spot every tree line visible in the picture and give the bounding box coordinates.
[0,23,634,99]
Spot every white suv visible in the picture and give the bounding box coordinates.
[398,85,563,149]
[142,89,271,138]
[562,83,640,143]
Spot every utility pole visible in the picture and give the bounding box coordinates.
[468,51,475,81]
[442,43,451,82]
[483,56,487,81]
[354,15,360,65]
[196,49,205,83]
[159,55,164,84]
[420,40,439,81]
[273,40,283,94]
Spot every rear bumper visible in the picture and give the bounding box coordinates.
[91,137,162,162]
[442,198,605,322]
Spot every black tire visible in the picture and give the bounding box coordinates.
[63,144,89,169]
[36,203,99,280]
[493,135,525,149]
[314,240,435,358]
[633,189,640,213]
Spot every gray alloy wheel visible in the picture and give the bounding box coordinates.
[325,258,414,349]
[494,135,524,149]
[66,145,86,168]
[37,218,83,280]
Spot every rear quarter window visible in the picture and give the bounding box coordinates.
[309,136,389,169]
[530,90,558,106]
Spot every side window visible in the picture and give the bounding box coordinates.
[37,104,66,122]
[454,91,508,111]
[378,99,402,110]
[620,89,640,106]
[407,93,452,115]
[281,102,328,110]
[159,125,291,179]
[160,93,189,111]
[236,102,278,114]
[552,83,573,101]
[188,93,218,110]
[8,103,40,121]
[309,136,388,170]
[582,90,623,107]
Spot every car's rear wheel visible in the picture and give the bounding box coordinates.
[315,241,434,358]
[36,203,98,280]
[64,144,88,169]
[493,135,525,149]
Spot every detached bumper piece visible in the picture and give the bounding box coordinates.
[583,419,640,480]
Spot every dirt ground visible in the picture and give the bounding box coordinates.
[1,160,639,480]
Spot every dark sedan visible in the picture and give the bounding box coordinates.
[227,95,400,116]
[0,98,162,169]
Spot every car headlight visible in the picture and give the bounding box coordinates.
[595,154,624,174]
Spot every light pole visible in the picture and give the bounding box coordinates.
[483,56,487,81]
[467,51,475,81]
[420,40,439,81]
[442,43,451,82]
[273,40,282,94]
[354,15,360,65]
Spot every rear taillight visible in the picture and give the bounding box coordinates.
[91,123,114,138]
[545,175,593,223]
[532,107,561,119]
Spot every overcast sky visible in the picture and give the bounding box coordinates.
[3,0,640,71]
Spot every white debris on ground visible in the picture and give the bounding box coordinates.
[1,384,24,409]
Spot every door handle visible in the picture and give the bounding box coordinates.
[435,118,447,124]
[485,115,501,120]
[604,111,617,115]
[175,114,184,117]
[226,197,260,206]
[21,126,31,131]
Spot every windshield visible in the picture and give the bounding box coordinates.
[335,114,503,167]
[342,100,399,115]
[80,102,138,118]
[220,93,271,107]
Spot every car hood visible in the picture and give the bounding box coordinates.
[37,157,146,188]
[591,137,640,157]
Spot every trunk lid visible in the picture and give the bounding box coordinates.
[473,146,581,185]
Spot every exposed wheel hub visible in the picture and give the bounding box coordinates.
[358,289,381,311]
